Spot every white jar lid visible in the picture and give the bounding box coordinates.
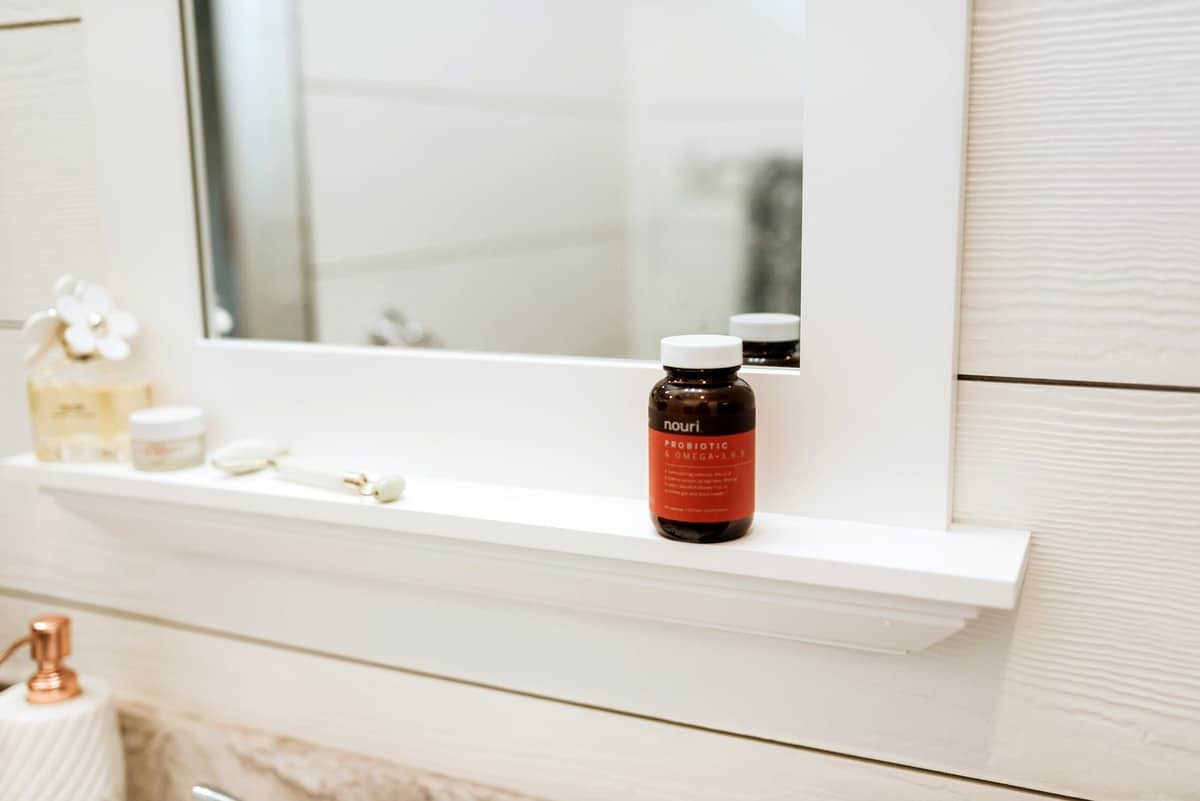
[729,313,800,342]
[130,405,206,442]
[660,334,743,369]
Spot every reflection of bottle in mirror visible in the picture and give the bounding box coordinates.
[729,313,800,368]
[649,335,755,544]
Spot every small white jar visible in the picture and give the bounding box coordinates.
[129,405,206,471]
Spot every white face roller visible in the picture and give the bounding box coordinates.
[370,475,407,503]
[211,440,405,503]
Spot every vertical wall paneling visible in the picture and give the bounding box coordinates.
[960,0,1200,386]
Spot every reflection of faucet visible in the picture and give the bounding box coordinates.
[367,307,438,348]
[193,786,241,801]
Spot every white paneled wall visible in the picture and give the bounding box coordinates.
[0,18,103,323]
[952,381,1200,799]
[298,0,630,356]
[949,2,1200,796]
[0,598,1046,801]
[960,0,1200,386]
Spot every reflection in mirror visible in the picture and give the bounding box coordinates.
[187,1,805,364]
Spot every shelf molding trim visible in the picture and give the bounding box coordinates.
[2,454,1030,654]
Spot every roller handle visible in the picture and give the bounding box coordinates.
[272,456,357,494]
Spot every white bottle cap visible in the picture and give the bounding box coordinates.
[660,334,743,369]
[130,405,206,442]
[729,313,800,343]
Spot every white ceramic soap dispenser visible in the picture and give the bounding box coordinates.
[0,615,126,801]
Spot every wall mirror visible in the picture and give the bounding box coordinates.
[186,0,806,362]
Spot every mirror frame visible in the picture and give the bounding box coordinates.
[81,0,971,530]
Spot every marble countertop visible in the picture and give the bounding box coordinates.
[120,702,542,801]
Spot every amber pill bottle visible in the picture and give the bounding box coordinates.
[648,335,755,543]
[730,313,800,368]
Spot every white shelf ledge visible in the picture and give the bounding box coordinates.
[2,453,1029,653]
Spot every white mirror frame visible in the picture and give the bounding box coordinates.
[80,0,970,531]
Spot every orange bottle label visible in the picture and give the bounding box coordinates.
[648,428,755,523]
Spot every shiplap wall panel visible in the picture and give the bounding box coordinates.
[0,21,104,323]
[0,0,78,26]
[0,596,1045,801]
[953,380,1200,800]
[959,0,1200,386]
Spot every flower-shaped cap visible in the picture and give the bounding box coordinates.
[23,274,139,363]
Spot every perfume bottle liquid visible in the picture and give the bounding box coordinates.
[27,380,151,462]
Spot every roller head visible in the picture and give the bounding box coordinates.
[372,475,406,503]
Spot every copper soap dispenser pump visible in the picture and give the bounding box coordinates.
[0,614,82,704]
[0,614,126,801]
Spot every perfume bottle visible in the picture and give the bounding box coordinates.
[22,276,151,462]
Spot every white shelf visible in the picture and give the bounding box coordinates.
[1,453,1029,653]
